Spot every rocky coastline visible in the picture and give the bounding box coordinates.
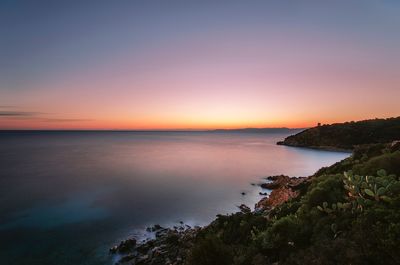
[110,223,201,265]
[110,174,309,264]
[109,117,400,264]
[276,141,352,152]
[256,175,308,211]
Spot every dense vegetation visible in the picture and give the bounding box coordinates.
[278,117,400,150]
[185,142,400,265]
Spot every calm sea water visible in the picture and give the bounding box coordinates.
[0,131,349,265]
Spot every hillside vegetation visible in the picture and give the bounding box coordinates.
[277,117,400,150]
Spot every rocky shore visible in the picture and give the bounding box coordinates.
[109,117,400,265]
[110,223,201,265]
[110,174,309,264]
[256,175,308,211]
[277,141,352,152]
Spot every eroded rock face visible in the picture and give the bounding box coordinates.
[256,175,308,211]
[256,187,299,210]
[260,175,291,189]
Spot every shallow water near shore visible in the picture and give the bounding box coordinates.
[0,131,349,265]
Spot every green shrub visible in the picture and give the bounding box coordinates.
[353,151,400,176]
[186,234,233,265]
[300,174,345,210]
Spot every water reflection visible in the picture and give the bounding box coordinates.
[0,132,349,265]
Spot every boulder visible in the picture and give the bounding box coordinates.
[390,140,400,152]
[238,204,251,213]
[255,187,299,211]
[110,238,137,253]
[260,175,290,189]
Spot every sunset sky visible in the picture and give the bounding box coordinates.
[1,1,399,130]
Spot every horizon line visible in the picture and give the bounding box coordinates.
[0,127,307,132]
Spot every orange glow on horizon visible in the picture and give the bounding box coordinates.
[1,113,397,131]
[1,2,400,130]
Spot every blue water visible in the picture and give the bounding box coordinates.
[0,131,349,265]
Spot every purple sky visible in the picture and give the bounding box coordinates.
[1,1,399,129]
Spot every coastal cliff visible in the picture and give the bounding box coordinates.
[112,118,400,265]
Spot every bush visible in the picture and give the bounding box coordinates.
[353,151,400,176]
[301,174,345,209]
[186,234,233,265]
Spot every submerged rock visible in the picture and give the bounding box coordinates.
[238,204,251,213]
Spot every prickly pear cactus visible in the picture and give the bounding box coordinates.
[343,170,398,211]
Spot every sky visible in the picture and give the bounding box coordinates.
[1,0,399,130]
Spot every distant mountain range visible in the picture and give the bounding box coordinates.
[210,127,306,133]
[0,128,306,133]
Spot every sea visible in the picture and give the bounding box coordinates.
[0,131,349,265]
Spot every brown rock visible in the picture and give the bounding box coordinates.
[260,175,290,189]
[288,177,309,190]
[390,140,400,152]
[256,187,299,210]
[256,175,309,211]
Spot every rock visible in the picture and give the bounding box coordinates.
[154,224,162,230]
[390,140,400,152]
[238,204,251,213]
[109,245,118,254]
[255,175,309,211]
[288,177,309,190]
[147,224,164,232]
[110,238,136,253]
[112,225,200,265]
[137,241,154,254]
[260,175,290,189]
[260,175,308,191]
[117,253,136,263]
[255,187,299,211]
